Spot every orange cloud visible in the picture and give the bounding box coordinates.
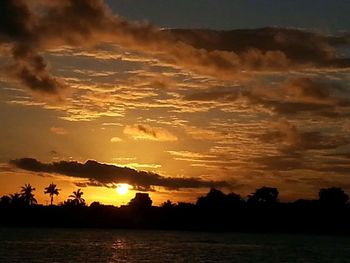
[2,0,349,100]
[124,124,177,142]
[50,127,68,135]
[110,137,122,143]
[10,158,230,190]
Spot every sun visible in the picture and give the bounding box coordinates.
[116,183,130,195]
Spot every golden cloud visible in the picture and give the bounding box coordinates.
[124,124,178,141]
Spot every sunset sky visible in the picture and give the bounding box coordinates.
[1,0,350,206]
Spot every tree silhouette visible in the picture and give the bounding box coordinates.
[0,195,11,206]
[90,201,102,208]
[44,183,60,205]
[3,185,350,233]
[128,193,152,209]
[68,189,85,206]
[227,192,243,205]
[9,193,23,206]
[248,187,279,204]
[20,184,37,206]
[197,188,227,209]
[319,187,349,207]
[161,200,175,208]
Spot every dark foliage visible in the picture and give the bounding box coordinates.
[247,187,279,205]
[1,186,350,234]
[128,193,152,210]
[319,187,349,208]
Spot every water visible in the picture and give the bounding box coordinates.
[0,228,350,262]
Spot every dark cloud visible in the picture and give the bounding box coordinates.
[327,152,350,159]
[2,0,349,99]
[123,124,178,141]
[248,118,349,173]
[184,88,239,102]
[11,46,67,96]
[169,27,350,68]
[10,158,230,190]
[0,0,33,41]
[285,77,346,103]
[315,164,350,175]
[249,151,350,175]
[184,77,350,118]
[0,0,67,97]
[0,0,115,97]
[134,125,157,138]
[259,119,349,152]
[244,77,350,117]
[252,153,305,172]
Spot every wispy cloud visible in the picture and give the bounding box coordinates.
[50,127,68,135]
[124,124,177,141]
[2,0,349,100]
[110,137,122,143]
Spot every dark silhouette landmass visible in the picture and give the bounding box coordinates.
[1,186,350,234]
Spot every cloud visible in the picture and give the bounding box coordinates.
[167,151,215,159]
[50,127,68,135]
[125,163,161,169]
[259,120,300,147]
[10,46,67,98]
[244,77,350,117]
[124,124,177,141]
[0,0,67,97]
[10,158,230,190]
[166,151,228,166]
[0,0,116,97]
[169,27,350,67]
[2,0,349,100]
[259,119,349,151]
[251,153,305,172]
[110,137,122,143]
[242,117,350,174]
[184,126,227,140]
[183,77,350,118]
[184,88,239,102]
[283,77,346,105]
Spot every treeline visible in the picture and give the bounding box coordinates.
[0,183,84,207]
[1,185,350,234]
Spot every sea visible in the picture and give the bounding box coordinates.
[0,227,349,262]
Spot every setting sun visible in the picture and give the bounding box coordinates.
[116,184,130,195]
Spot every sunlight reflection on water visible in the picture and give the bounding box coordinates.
[0,227,350,262]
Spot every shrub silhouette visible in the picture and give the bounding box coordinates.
[248,187,279,204]
[0,195,11,207]
[319,187,349,207]
[9,193,23,206]
[161,200,175,208]
[197,188,227,210]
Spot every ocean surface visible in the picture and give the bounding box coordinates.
[0,227,350,262]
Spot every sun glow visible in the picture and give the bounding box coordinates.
[116,183,130,195]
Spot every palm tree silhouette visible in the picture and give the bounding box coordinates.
[69,189,85,206]
[20,184,37,205]
[44,183,60,205]
[10,193,23,206]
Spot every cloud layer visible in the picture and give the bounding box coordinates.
[10,158,229,190]
[184,77,350,118]
[1,0,350,201]
[1,0,349,98]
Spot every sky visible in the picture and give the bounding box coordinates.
[0,0,350,206]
